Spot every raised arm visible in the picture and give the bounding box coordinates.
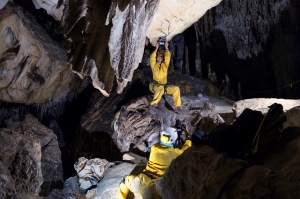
[150,43,159,69]
[163,42,171,67]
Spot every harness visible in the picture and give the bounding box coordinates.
[150,80,171,94]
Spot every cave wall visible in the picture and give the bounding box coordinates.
[191,0,300,99]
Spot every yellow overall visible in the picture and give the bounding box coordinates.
[116,140,192,199]
[149,51,182,107]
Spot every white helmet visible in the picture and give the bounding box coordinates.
[160,127,178,147]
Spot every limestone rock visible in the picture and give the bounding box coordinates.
[147,0,222,45]
[61,0,116,97]
[74,157,115,189]
[31,0,64,21]
[233,98,300,117]
[0,3,76,104]
[0,114,63,198]
[157,127,300,199]
[105,0,159,93]
[123,152,148,165]
[283,106,300,129]
[112,97,161,152]
[94,162,136,199]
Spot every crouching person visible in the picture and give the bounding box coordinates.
[116,127,192,199]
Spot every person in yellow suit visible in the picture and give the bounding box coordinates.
[149,42,182,112]
[116,127,192,199]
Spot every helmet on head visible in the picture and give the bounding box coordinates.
[160,127,178,147]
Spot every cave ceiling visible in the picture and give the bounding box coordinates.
[0,0,223,98]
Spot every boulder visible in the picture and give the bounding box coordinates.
[94,162,136,199]
[0,2,77,104]
[46,176,86,199]
[283,106,300,129]
[112,97,161,152]
[0,114,63,198]
[156,127,300,199]
[233,98,300,117]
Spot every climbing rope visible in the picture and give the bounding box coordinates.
[243,79,300,94]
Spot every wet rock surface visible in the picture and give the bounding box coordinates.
[0,114,63,198]
[157,125,300,199]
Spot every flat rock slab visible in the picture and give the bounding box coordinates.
[94,162,137,199]
[233,98,300,117]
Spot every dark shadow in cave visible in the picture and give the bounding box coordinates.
[71,128,122,163]
[0,102,38,128]
[115,79,151,114]
[57,83,96,179]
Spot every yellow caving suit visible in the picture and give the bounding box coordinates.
[116,140,192,199]
[149,50,182,107]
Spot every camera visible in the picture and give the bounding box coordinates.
[176,119,182,135]
[157,37,166,46]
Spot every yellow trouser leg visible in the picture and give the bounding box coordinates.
[116,183,130,199]
[166,85,182,107]
[149,83,164,106]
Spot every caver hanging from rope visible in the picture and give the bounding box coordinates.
[149,38,182,114]
[116,124,192,199]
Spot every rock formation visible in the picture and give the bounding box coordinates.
[31,0,64,21]
[111,92,233,152]
[147,0,222,44]
[0,114,63,198]
[195,0,299,99]
[61,0,224,95]
[233,98,300,117]
[112,97,161,152]
[0,2,77,104]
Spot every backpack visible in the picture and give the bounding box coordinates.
[210,108,264,158]
[250,103,287,161]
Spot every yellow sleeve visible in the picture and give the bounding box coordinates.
[163,50,171,67]
[150,51,157,70]
[180,140,192,152]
